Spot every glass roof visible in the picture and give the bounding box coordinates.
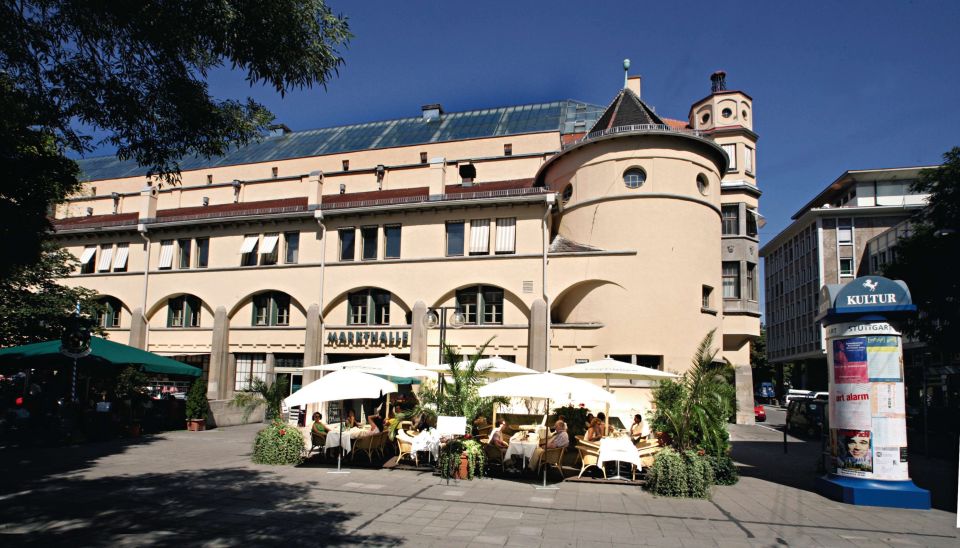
[77,100,603,182]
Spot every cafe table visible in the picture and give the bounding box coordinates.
[598,436,641,480]
[324,426,364,455]
[505,432,540,470]
[410,429,440,461]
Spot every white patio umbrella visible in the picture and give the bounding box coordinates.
[478,372,615,489]
[285,370,398,474]
[306,354,431,415]
[551,357,679,432]
[423,356,538,377]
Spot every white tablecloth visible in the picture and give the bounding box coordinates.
[598,436,641,468]
[505,434,540,465]
[325,426,363,454]
[411,429,440,460]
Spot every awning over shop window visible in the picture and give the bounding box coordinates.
[260,233,279,254]
[113,244,129,269]
[240,235,259,253]
[158,241,174,269]
[79,246,96,264]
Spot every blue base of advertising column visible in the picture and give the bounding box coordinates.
[816,474,930,509]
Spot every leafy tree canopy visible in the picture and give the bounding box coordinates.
[0,1,351,278]
[0,242,105,347]
[883,147,960,348]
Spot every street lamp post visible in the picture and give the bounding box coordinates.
[422,307,466,399]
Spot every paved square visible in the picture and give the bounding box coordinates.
[0,423,956,546]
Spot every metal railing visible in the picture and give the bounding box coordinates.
[565,124,706,149]
[155,204,308,224]
[319,186,548,210]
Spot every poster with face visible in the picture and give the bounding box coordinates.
[833,337,868,383]
[836,429,873,477]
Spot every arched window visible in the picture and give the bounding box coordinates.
[167,295,201,328]
[252,292,290,326]
[456,285,503,325]
[97,298,122,328]
[623,168,646,189]
[348,289,391,325]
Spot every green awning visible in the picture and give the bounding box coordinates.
[0,337,201,377]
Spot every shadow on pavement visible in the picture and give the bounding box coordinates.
[0,467,401,546]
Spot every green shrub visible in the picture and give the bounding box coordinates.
[185,378,208,420]
[647,448,718,498]
[707,454,739,485]
[684,450,715,498]
[252,421,304,465]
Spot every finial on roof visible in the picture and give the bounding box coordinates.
[623,59,631,88]
[710,70,727,93]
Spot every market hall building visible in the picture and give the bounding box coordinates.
[52,71,762,424]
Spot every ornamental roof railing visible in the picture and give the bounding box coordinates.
[565,124,707,149]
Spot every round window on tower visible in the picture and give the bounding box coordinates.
[742,110,749,121]
[722,107,733,118]
[623,167,646,189]
[561,184,573,204]
[696,174,709,196]
[700,112,710,125]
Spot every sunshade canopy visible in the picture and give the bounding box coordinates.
[478,372,615,404]
[424,356,537,377]
[551,357,679,381]
[305,354,431,379]
[0,337,201,377]
[284,370,397,407]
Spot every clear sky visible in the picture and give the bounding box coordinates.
[198,0,960,245]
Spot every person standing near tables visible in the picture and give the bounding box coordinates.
[630,414,647,443]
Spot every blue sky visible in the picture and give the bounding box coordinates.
[198,0,960,244]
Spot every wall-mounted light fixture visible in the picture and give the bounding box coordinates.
[232,179,241,203]
[202,196,210,206]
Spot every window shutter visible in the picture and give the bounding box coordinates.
[158,241,174,269]
[721,144,736,170]
[495,218,516,253]
[261,233,279,254]
[113,244,129,269]
[270,294,279,326]
[240,235,259,254]
[97,246,114,271]
[79,246,97,264]
[470,219,490,254]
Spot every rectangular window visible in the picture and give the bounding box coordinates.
[260,233,279,265]
[482,287,503,324]
[837,218,853,244]
[746,263,757,301]
[274,293,290,326]
[722,143,737,171]
[702,285,713,309]
[167,296,199,327]
[113,243,129,272]
[495,218,516,254]
[339,228,355,261]
[158,240,174,270]
[79,246,97,274]
[456,289,478,324]
[235,353,267,391]
[744,146,754,174]
[348,292,368,324]
[746,209,759,237]
[722,262,740,299]
[840,258,854,276]
[195,238,209,268]
[361,226,378,261]
[283,232,299,264]
[97,245,114,272]
[446,221,465,256]
[504,143,513,157]
[469,219,490,255]
[420,152,428,164]
[342,159,349,171]
[384,225,401,259]
[721,205,739,235]
[372,290,390,325]
[240,234,259,266]
[252,294,270,326]
[177,239,191,269]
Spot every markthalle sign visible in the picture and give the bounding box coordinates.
[326,329,409,348]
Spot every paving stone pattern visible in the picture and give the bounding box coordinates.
[0,424,956,547]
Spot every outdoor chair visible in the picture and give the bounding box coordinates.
[483,442,506,474]
[352,433,381,463]
[396,434,418,467]
[309,431,327,456]
[476,424,493,438]
[538,447,566,480]
[576,446,606,479]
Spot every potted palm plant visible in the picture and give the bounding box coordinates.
[185,378,208,431]
[230,377,289,422]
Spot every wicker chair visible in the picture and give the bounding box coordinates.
[309,431,327,456]
[396,431,418,467]
[538,447,566,480]
[483,442,506,474]
[476,424,493,438]
[576,445,606,479]
[353,432,384,463]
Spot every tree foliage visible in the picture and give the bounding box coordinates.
[0,242,104,347]
[0,1,351,278]
[883,147,960,348]
[649,329,736,456]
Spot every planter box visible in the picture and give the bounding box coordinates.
[186,419,206,431]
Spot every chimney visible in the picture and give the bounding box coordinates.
[626,75,642,98]
[306,170,323,209]
[138,181,158,222]
[710,71,727,93]
[421,104,443,122]
[268,123,292,137]
[428,157,446,195]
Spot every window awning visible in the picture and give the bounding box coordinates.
[240,235,259,254]
[113,244,129,269]
[260,233,279,254]
[158,241,174,269]
[470,219,490,254]
[79,246,96,264]
[495,218,516,253]
[97,246,114,271]
[748,208,766,228]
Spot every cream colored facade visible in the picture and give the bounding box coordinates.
[53,72,762,423]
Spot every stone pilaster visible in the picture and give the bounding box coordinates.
[128,308,147,349]
[410,300,427,365]
[527,298,547,371]
[735,363,756,425]
[208,305,230,400]
[303,304,322,385]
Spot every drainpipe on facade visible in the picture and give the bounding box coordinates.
[315,210,327,368]
[543,193,556,372]
[138,224,151,348]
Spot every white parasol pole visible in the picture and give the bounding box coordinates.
[535,397,559,490]
[328,398,349,475]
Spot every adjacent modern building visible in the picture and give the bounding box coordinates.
[760,166,931,389]
[52,71,762,424]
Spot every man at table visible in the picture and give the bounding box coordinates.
[529,420,568,471]
[489,418,509,449]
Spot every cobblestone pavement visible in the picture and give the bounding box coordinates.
[0,423,956,547]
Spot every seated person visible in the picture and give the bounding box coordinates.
[311,412,330,438]
[415,413,431,432]
[343,409,358,429]
[630,414,647,443]
[596,412,610,436]
[358,415,382,437]
[584,418,604,443]
[547,420,569,449]
[488,418,509,449]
